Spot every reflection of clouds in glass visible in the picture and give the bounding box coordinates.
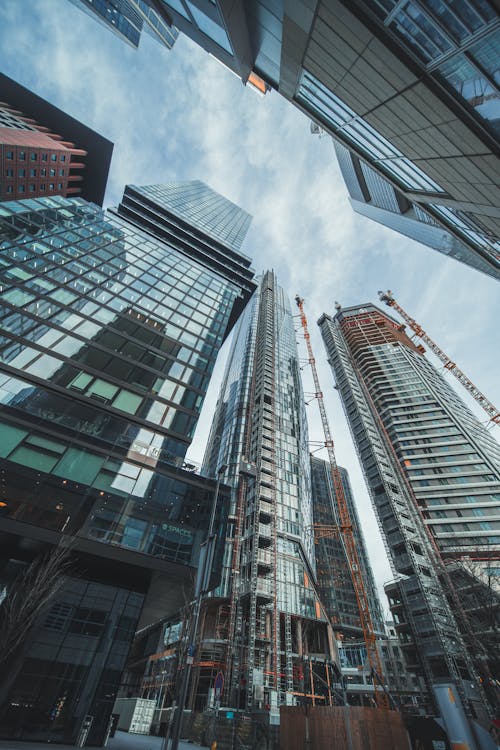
[26,354,61,379]
[133,467,155,497]
[110,474,136,495]
[0,377,35,404]
[110,460,159,499]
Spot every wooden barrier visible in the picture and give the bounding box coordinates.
[280,705,410,750]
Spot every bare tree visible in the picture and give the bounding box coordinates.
[0,544,73,669]
[443,553,500,711]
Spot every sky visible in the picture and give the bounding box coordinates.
[1,0,499,612]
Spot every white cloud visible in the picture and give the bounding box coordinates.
[2,0,498,603]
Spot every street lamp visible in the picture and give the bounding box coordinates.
[169,465,227,750]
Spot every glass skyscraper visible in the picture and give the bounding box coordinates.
[191,271,336,718]
[310,457,385,640]
[318,302,498,740]
[0,182,254,744]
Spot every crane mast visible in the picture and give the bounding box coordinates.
[295,296,390,711]
[378,290,499,425]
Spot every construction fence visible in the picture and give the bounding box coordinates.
[279,705,410,750]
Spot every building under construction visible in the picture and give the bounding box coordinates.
[196,271,338,720]
[318,302,499,745]
[310,457,385,642]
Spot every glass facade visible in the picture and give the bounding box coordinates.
[0,186,252,552]
[131,181,252,253]
[0,195,247,468]
[0,574,144,745]
[158,2,499,278]
[0,181,253,744]
[333,141,497,278]
[200,271,334,711]
[310,458,385,638]
[70,0,178,49]
[159,0,232,53]
[363,0,499,135]
[298,70,445,195]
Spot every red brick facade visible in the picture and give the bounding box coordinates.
[0,104,87,202]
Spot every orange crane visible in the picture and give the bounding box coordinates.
[295,296,391,711]
[378,290,500,425]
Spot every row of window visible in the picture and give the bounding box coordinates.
[5,168,65,177]
[5,150,67,162]
[4,183,64,195]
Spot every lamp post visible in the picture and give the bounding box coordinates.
[169,465,227,750]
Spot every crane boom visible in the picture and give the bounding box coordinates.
[295,296,390,710]
[378,290,499,425]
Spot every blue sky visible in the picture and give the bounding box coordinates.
[1,0,499,607]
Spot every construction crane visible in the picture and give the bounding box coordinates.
[295,295,391,711]
[378,290,500,425]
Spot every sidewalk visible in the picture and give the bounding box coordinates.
[0,730,208,750]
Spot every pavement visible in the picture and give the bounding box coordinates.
[0,730,208,750]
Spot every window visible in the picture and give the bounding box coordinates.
[186,2,233,52]
[19,168,25,177]
[6,151,13,159]
[49,168,56,176]
[60,154,66,162]
[57,183,63,190]
[50,154,57,162]
[49,183,54,190]
[29,185,36,192]
[18,185,25,193]
[59,168,65,176]
[439,53,500,135]
[40,184,46,192]
[68,607,106,637]
[18,151,25,161]
[5,168,13,177]
[41,168,46,176]
[30,168,37,177]
[41,153,47,162]
[87,379,119,402]
[30,152,37,161]
[6,186,13,194]
[113,390,142,414]
[390,2,452,63]
[69,371,93,391]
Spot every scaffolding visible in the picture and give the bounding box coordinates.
[194,273,336,718]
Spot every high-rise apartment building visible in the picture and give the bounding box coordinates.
[0,181,255,744]
[0,73,113,206]
[318,302,499,742]
[184,272,337,721]
[146,0,500,279]
[310,457,385,640]
[69,0,178,49]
